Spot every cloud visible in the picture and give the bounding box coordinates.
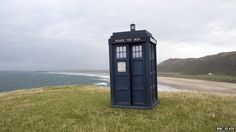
[0,0,236,70]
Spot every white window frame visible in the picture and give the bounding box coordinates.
[132,45,142,58]
[116,46,126,59]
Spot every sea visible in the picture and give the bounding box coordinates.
[0,71,177,92]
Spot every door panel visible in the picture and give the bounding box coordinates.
[131,61,144,75]
[114,44,145,106]
[114,45,130,105]
[130,45,145,105]
[132,90,145,104]
[131,76,144,89]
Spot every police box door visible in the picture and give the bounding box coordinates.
[114,45,131,105]
[114,44,145,106]
[130,44,145,106]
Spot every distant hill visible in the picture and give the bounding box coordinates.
[158,51,236,75]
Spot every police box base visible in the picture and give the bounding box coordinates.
[110,99,159,110]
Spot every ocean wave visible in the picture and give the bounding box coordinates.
[46,72,110,79]
[94,82,108,86]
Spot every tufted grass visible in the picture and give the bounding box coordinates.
[0,85,235,132]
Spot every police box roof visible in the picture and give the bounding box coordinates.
[109,24,156,44]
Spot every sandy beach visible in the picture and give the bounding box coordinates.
[158,76,236,95]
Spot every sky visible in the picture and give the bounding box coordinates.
[0,0,236,71]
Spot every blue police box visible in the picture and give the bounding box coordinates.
[108,24,159,109]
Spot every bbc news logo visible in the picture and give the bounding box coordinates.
[216,126,235,131]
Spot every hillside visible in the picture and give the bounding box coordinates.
[0,85,236,131]
[158,51,236,75]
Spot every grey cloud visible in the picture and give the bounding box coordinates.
[0,0,236,70]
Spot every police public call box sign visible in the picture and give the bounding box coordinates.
[108,24,159,109]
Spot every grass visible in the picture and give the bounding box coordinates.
[0,85,236,132]
[159,72,236,83]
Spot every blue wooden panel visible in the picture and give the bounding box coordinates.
[116,76,128,90]
[116,90,130,105]
[132,90,145,105]
[131,76,144,89]
[131,61,143,75]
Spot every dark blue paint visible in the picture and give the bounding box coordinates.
[108,24,159,109]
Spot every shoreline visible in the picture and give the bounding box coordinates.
[158,76,236,95]
[1,81,235,97]
[1,70,236,95]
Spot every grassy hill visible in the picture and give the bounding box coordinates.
[0,85,236,131]
[158,51,236,75]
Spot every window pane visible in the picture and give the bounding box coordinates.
[120,52,123,58]
[123,46,126,52]
[117,53,119,58]
[132,46,135,52]
[136,46,139,51]
[123,52,126,58]
[139,46,142,51]
[117,47,120,52]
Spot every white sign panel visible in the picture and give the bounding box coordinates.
[150,37,157,44]
[117,62,126,72]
